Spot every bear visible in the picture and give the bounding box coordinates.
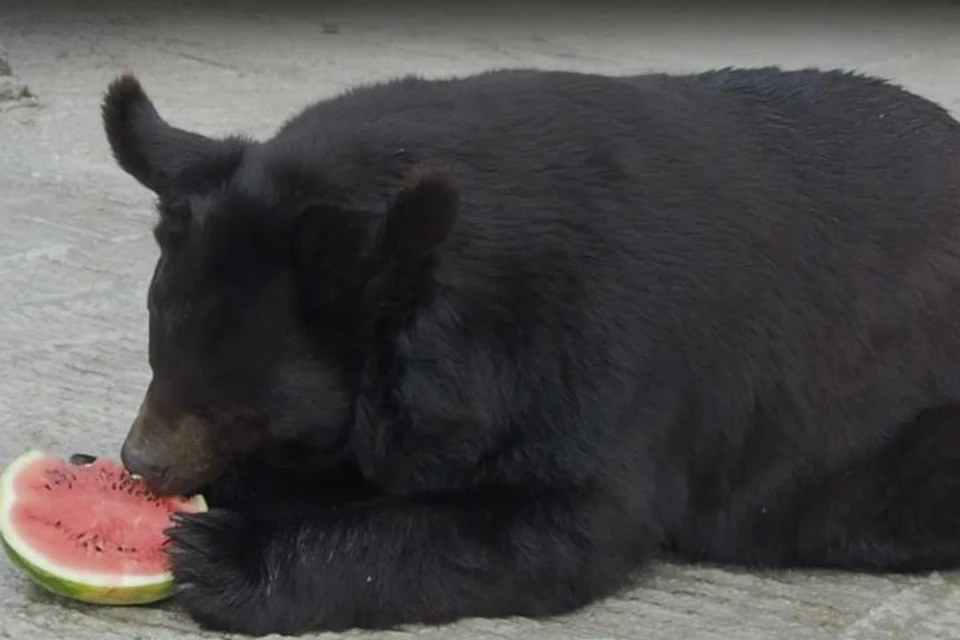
[104,66,960,636]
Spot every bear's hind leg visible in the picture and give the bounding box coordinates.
[788,404,960,572]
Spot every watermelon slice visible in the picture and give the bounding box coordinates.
[0,449,207,605]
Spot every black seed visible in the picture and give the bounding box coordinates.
[43,484,51,491]
[68,453,97,466]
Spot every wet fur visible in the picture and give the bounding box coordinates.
[104,67,960,635]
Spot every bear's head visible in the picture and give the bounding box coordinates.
[102,74,458,496]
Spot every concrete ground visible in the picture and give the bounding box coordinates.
[2,1,960,638]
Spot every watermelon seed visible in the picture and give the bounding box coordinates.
[43,484,51,491]
[68,453,97,465]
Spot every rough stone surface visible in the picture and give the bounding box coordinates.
[0,43,11,76]
[0,40,35,106]
[2,1,960,638]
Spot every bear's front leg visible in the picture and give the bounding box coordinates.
[165,509,277,632]
[165,488,648,635]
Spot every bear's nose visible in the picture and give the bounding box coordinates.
[120,438,170,485]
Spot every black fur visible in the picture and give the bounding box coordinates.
[102,66,960,635]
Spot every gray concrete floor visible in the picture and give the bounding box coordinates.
[2,1,960,638]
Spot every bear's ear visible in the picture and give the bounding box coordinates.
[373,166,459,266]
[102,74,232,196]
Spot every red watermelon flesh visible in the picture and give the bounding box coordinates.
[0,449,208,604]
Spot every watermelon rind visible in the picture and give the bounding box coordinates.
[0,448,208,606]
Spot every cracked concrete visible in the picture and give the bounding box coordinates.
[2,1,960,638]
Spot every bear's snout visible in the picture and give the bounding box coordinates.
[120,433,170,486]
[120,382,227,496]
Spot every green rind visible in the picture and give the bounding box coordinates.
[1,535,172,605]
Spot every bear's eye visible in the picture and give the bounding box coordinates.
[153,202,191,247]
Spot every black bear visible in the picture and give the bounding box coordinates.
[104,66,960,636]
